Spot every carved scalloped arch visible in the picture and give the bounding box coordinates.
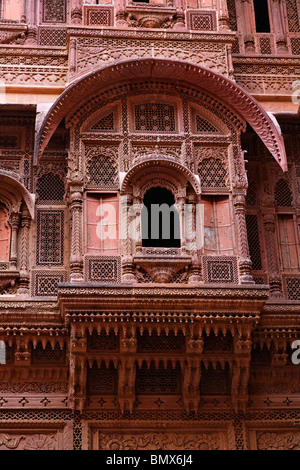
[121,154,201,197]
[0,170,35,219]
[35,58,287,171]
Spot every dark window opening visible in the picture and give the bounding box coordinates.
[142,187,180,248]
[132,0,150,3]
[253,0,270,32]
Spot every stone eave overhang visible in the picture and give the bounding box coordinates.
[58,283,269,326]
[0,299,60,325]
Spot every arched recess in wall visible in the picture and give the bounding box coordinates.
[34,58,287,172]
[0,170,35,219]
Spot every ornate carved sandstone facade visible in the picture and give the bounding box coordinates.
[0,0,299,451]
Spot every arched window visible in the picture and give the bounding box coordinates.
[141,187,180,248]
[0,204,10,262]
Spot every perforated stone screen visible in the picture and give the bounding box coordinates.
[134,103,176,132]
[198,158,228,190]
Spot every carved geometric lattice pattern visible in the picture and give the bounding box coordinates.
[189,13,215,31]
[203,256,238,284]
[31,343,65,364]
[232,37,240,53]
[252,274,268,285]
[246,183,257,206]
[42,0,67,23]
[203,334,233,352]
[291,37,300,54]
[39,28,67,46]
[275,179,293,206]
[196,115,219,133]
[36,211,64,265]
[246,214,262,271]
[87,155,117,188]
[286,0,300,32]
[227,0,238,31]
[85,256,121,283]
[0,135,18,148]
[32,272,67,297]
[87,331,118,352]
[134,103,176,132]
[137,331,185,353]
[87,366,118,394]
[86,8,113,26]
[136,367,181,394]
[259,37,272,55]
[37,174,65,204]
[200,370,228,395]
[198,158,228,190]
[285,276,300,300]
[91,113,114,131]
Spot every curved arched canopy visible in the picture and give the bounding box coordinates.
[121,154,201,197]
[34,58,287,171]
[0,170,35,219]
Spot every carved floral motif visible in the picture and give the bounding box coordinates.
[99,432,220,450]
[257,432,300,451]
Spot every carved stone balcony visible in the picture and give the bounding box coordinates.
[134,250,191,283]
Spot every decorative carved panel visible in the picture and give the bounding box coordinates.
[83,6,114,26]
[42,0,67,24]
[97,431,224,450]
[84,256,121,283]
[202,256,238,284]
[36,210,64,266]
[187,10,217,31]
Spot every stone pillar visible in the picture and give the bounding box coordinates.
[270,0,288,53]
[69,322,87,412]
[121,193,136,282]
[69,38,77,73]
[176,196,186,254]
[187,195,202,283]
[17,208,31,295]
[218,0,230,30]
[70,191,84,282]
[233,192,254,284]
[133,197,143,255]
[116,0,128,27]
[118,325,137,414]
[21,0,27,23]
[262,213,283,298]
[71,0,83,24]
[9,211,20,270]
[235,0,256,52]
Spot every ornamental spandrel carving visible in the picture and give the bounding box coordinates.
[99,432,221,450]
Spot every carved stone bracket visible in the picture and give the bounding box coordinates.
[134,255,191,283]
[125,5,179,29]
